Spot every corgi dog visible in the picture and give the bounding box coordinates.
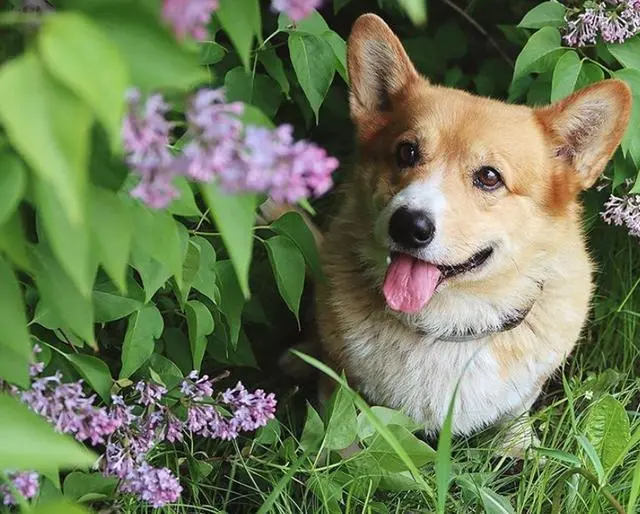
[265,13,632,456]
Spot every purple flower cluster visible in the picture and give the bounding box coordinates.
[0,471,39,506]
[160,0,324,39]
[4,349,277,508]
[162,0,219,40]
[563,0,640,46]
[601,192,640,237]
[122,88,338,209]
[181,372,277,440]
[271,0,325,21]
[20,372,121,446]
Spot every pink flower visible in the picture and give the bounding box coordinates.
[271,0,324,21]
[162,0,219,40]
[601,193,640,237]
[0,472,39,505]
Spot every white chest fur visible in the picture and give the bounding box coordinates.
[341,321,556,436]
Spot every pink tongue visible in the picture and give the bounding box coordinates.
[383,253,442,313]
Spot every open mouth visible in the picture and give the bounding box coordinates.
[382,246,494,314]
[436,246,494,280]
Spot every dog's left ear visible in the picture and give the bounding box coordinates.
[535,79,632,189]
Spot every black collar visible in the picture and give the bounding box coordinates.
[416,282,543,343]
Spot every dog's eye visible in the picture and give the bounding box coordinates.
[474,167,503,191]
[395,142,419,168]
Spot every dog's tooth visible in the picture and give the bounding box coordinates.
[386,255,391,265]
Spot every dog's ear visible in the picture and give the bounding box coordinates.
[536,79,632,190]
[347,14,420,124]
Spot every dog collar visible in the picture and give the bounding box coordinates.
[417,282,543,343]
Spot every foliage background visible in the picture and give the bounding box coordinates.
[0,0,640,512]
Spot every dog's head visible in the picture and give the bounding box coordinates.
[346,14,632,318]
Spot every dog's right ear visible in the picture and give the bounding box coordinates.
[347,14,420,126]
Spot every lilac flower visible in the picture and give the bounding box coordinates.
[601,193,640,237]
[564,6,604,46]
[135,381,167,406]
[1,471,39,505]
[122,90,178,209]
[271,0,324,21]
[563,0,640,46]
[122,87,338,209]
[181,370,215,400]
[123,463,183,508]
[222,382,277,432]
[162,0,218,40]
[20,374,121,445]
[164,414,185,443]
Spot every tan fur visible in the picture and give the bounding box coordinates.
[267,14,632,453]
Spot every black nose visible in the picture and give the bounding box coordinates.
[388,207,435,249]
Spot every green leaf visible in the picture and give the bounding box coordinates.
[32,245,95,346]
[357,406,421,440]
[89,187,132,292]
[224,67,283,118]
[130,252,172,302]
[0,53,93,295]
[513,26,562,82]
[163,328,193,376]
[75,1,207,92]
[0,394,96,471]
[167,177,202,218]
[191,236,219,304]
[201,183,256,298]
[178,240,201,304]
[397,0,428,25]
[325,384,358,451]
[614,69,640,165]
[551,51,582,102]
[199,41,227,65]
[148,353,184,390]
[518,1,566,29]
[289,33,336,122]
[607,35,640,70]
[0,211,30,272]
[300,402,325,452]
[0,153,26,227]
[93,277,144,323]
[576,434,606,485]
[278,10,329,35]
[271,211,323,281]
[38,12,128,151]
[64,354,113,404]
[585,394,631,473]
[264,235,306,322]
[131,204,183,291]
[575,62,605,91]
[0,257,31,387]
[185,300,214,370]
[119,305,164,379]
[216,0,260,70]
[63,471,117,502]
[0,51,90,229]
[367,424,435,472]
[323,30,348,83]
[478,488,516,514]
[259,47,290,96]
[256,418,281,445]
[216,260,245,347]
[32,499,92,514]
[35,180,93,297]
